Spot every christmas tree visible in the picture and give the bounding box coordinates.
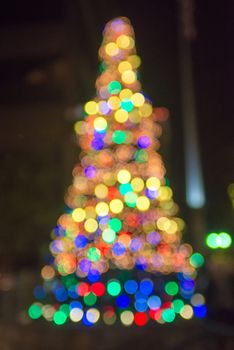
[28,17,206,327]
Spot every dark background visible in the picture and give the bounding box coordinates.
[0,0,234,349]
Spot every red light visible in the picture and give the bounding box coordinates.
[108,187,118,199]
[134,312,148,326]
[77,282,90,296]
[91,282,105,296]
[162,302,171,309]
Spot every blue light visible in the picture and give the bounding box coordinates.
[79,259,92,273]
[147,295,161,310]
[75,235,88,248]
[68,285,78,299]
[87,269,100,282]
[70,301,83,310]
[124,280,138,294]
[33,286,46,300]
[116,294,130,308]
[194,305,206,318]
[54,287,68,302]
[91,138,104,150]
[112,242,126,256]
[82,312,93,327]
[139,279,154,295]
[135,299,148,312]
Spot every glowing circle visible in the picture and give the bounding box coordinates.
[108,81,122,94]
[219,232,232,248]
[121,70,136,84]
[28,303,42,319]
[131,177,144,192]
[86,308,100,323]
[136,196,150,211]
[95,184,108,198]
[102,228,116,244]
[87,247,101,262]
[84,218,98,233]
[139,103,153,117]
[165,282,179,296]
[112,130,126,144]
[94,117,107,132]
[108,96,120,110]
[70,308,83,322]
[116,34,131,49]
[146,177,160,190]
[53,310,67,325]
[72,208,86,222]
[114,109,128,123]
[180,305,193,319]
[107,280,121,296]
[95,202,109,217]
[120,310,134,326]
[162,309,175,323]
[109,199,124,213]
[118,61,132,73]
[131,93,145,107]
[105,42,119,56]
[117,169,131,184]
[84,101,98,115]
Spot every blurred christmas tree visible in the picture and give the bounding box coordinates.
[29,17,205,327]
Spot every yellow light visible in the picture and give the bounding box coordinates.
[84,101,98,115]
[127,54,141,68]
[95,184,108,198]
[136,196,150,211]
[114,109,129,123]
[85,206,96,218]
[119,88,133,100]
[118,61,132,73]
[121,70,136,84]
[94,117,107,131]
[146,177,160,190]
[117,169,131,184]
[103,172,116,186]
[139,103,153,117]
[166,220,178,234]
[157,217,171,231]
[74,121,85,135]
[110,199,124,214]
[70,308,83,322]
[108,96,120,110]
[96,202,109,217]
[84,218,98,233]
[116,34,131,49]
[72,208,86,222]
[180,305,193,319]
[129,110,141,123]
[41,265,55,280]
[131,93,145,107]
[131,177,144,192]
[120,310,134,326]
[105,42,119,56]
[158,187,173,201]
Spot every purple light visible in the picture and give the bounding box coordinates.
[137,136,151,149]
[75,235,88,248]
[129,238,142,252]
[91,138,104,150]
[79,259,91,273]
[145,188,158,199]
[84,166,96,178]
[112,242,126,256]
[146,231,160,245]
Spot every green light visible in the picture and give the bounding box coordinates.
[112,130,126,144]
[102,228,116,243]
[119,183,132,195]
[190,253,204,267]
[109,218,122,232]
[53,311,67,325]
[107,280,121,296]
[60,304,70,316]
[172,299,184,313]
[134,149,148,163]
[108,81,122,94]
[165,282,179,296]
[120,98,134,112]
[84,292,97,306]
[219,232,232,248]
[87,247,100,262]
[206,233,219,249]
[162,309,175,323]
[28,303,42,319]
[124,192,137,207]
